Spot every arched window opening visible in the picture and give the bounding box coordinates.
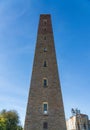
[43,78,48,87]
[43,102,48,115]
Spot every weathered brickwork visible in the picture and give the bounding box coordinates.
[24,14,67,130]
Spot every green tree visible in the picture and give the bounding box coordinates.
[0,115,7,130]
[17,125,23,130]
[0,109,23,130]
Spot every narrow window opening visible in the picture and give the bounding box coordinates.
[43,19,47,25]
[83,123,86,129]
[43,102,48,114]
[42,27,47,32]
[44,48,47,52]
[44,61,47,67]
[43,79,48,87]
[44,36,46,40]
[44,21,47,25]
[44,28,46,31]
[43,122,48,129]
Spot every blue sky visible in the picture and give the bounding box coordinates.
[0,0,90,126]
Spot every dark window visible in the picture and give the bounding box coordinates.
[44,48,47,52]
[44,36,46,40]
[43,122,48,129]
[44,104,47,111]
[44,61,47,67]
[43,102,48,114]
[44,28,46,31]
[44,21,47,25]
[43,79,47,86]
[83,123,86,129]
[43,19,47,25]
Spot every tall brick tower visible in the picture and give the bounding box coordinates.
[24,14,66,130]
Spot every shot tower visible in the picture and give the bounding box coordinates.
[24,14,66,130]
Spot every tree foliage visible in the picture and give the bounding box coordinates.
[0,109,23,130]
[0,115,7,130]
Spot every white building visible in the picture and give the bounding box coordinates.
[66,114,90,130]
